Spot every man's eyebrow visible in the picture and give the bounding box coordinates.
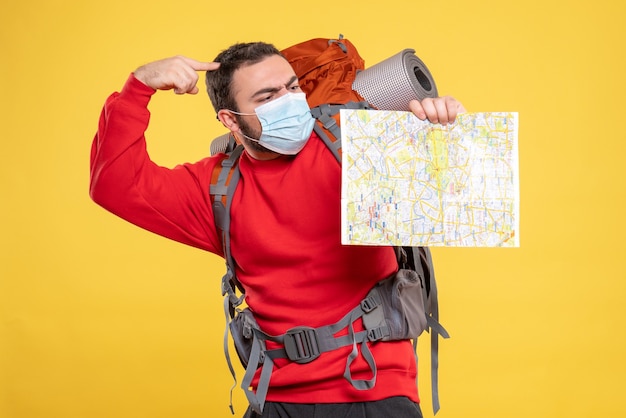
[251,75,299,98]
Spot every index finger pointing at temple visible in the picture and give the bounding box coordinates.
[181,56,220,72]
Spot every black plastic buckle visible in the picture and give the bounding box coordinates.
[368,327,385,341]
[283,327,321,364]
[360,295,378,313]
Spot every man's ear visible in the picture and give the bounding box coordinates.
[217,110,243,145]
[217,109,239,132]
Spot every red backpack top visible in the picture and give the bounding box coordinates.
[281,36,367,108]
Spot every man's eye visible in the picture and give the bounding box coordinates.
[290,85,302,91]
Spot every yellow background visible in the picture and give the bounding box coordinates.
[1,0,625,417]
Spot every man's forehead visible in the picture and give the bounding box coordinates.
[231,55,297,97]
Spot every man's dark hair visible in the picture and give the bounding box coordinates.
[205,42,283,113]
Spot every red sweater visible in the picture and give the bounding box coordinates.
[90,74,419,404]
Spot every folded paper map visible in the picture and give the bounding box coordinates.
[340,110,519,247]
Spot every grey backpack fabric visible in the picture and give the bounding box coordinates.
[362,269,428,341]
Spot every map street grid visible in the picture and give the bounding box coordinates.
[340,110,519,247]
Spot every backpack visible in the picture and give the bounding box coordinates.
[209,35,449,415]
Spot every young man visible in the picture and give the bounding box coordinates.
[90,42,465,418]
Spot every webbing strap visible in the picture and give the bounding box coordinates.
[421,247,450,414]
[210,145,243,228]
[223,296,238,414]
[239,292,384,413]
[257,294,378,359]
[343,309,378,390]
[312,121,341,162]
[310,101,370,162]
[240,330,272,414]
[213,145,247,415]
[211,145,243,284]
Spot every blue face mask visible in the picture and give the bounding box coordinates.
[231,92,315,155]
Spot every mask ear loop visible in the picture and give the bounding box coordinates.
[218,109,261,144]
[237,131,262,144]
[226,109,256,116]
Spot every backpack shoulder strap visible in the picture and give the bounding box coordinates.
[209,142,248,413]
[310,101,372,162]
[209,141,245,298]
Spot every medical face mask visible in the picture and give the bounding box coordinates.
[230,92,315,155]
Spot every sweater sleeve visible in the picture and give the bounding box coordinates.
[89,73,224,256]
